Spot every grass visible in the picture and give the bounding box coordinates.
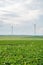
[0,36,43,65]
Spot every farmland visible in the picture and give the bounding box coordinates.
[0,35,43,65]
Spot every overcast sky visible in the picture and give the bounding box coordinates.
[0,0,43,35]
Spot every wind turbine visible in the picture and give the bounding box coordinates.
[10,23,15,35]
[11,24,13,35]
[10,22,19,35]
[34,23,36,36]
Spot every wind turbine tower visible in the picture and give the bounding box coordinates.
[11,24,13,35]
[34,24,36,35]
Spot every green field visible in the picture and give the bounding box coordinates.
[0,36,43,65]
[0,35,43,40]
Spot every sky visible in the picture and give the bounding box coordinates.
[0,0,43,35]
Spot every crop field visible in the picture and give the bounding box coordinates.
[0,36,43,65]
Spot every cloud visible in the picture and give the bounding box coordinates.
[0,0,43,25]
[3,12,20,17]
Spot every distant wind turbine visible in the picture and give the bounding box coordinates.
[10,23,19,35]
[11,24,13,35]
[34,24,36,36]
